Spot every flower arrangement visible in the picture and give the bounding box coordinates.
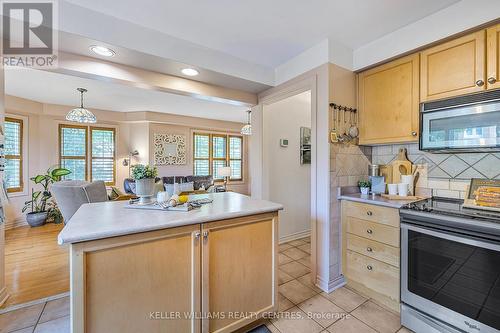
[131,164,158,180]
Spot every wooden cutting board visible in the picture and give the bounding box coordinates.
[379,164,392,184]
[391,148,412,183]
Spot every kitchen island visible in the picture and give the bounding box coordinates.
[58,192,283,333]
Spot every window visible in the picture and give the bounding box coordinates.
[59,125,116,185]
[91,127,115,185]
[4,117,23,192]
[193,132,243,181]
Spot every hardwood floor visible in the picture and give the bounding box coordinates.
[2,223,69,309]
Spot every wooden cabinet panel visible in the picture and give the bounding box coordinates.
[421,31,486,101]
[346,216,399,247]
[72,225,202,333]
[347,233,399,267]
[343,200,399,228]
[358,54,420,144]
[487,24,500,90]
[201,213,278,333]
[345,250,399,302]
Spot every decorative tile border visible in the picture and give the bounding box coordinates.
[371,143,500,180]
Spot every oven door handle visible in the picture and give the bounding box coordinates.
[401,222,500,252]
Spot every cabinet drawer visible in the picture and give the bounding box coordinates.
[347,217,399,247]
[347,233,399,267]
[343,201,399,228]
[346,250,399,302]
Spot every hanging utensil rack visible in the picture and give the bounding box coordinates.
[329,103,358,143]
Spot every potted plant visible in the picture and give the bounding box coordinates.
[131,164,158,204]
[358,180,371,195]
[22,167,71,227]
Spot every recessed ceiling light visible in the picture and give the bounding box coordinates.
[181,68,199,76]
[90,45,116,57]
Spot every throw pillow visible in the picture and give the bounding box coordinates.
[108,186,124,200]
[129,183,136,194]
[179,181,194,193]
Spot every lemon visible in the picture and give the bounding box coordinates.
[178,195,189,204]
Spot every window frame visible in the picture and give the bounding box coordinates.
[59,123,88,182]
[90,126,116,186]
[193,131,244,182]
[5,117,24,193]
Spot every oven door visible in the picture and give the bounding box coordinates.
[401,222,500,333]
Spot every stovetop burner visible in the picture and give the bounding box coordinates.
[401,196,500,223]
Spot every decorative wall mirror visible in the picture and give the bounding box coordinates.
[154,133,187,165]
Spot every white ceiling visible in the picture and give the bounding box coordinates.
[65,0,460,68]
[5,68,248,122]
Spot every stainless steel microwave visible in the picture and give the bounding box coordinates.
[420,90,500,152]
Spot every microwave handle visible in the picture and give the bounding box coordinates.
[401,222,500,252]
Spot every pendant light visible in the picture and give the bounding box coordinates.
[241,110,252,136]
[66,88,97,123]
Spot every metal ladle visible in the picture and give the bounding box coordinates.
[348,109,359,138]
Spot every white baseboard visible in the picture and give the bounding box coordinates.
[279,229,311,244]
[316,274,346,293]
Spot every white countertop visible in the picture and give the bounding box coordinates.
[58,192,283,245]
[339,193,423,208]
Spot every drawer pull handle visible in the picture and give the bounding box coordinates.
[367,265,373,271]
[488,77,497,84]
[476,79,485,87]
[366,247,373,252]
[366,211,373,216]
[366,229,373,234]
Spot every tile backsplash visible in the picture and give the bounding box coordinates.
[370,143,500,199]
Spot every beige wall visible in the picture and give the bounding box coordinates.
[0,56,7,306]
[4,95,248,229]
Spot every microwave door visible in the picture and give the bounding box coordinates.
[420,99,500,152]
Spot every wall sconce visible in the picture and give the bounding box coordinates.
[122,150,139,166]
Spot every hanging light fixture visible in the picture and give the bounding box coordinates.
[66,88,97,123]
[241,110,252,135]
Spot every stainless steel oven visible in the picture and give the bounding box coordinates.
[400,201,500,333]
[420,89,500,152]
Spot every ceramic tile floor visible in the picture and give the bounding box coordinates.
[265,237,413,333]
[0,296,69,333]
[0,237,413,333]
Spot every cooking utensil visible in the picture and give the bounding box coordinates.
[340,108,350,142]
[330,105,338,143]
[348,110,359,138]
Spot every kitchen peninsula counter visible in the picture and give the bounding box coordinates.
[60,192,283,333]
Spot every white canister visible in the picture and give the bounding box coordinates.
[398,183,409,196]
[401,175,414,195]
[388,184,398,196]
[156,191,170,203]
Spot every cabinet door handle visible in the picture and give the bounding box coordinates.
[488,77,497,84]
[366,211,373,216]
[194,232,201,240]
[411,131,417,137]
[367,265,373,271]
[476,79,485,87]
[366,247,373,252]
[366,229,373,234]
[203,231,209,240]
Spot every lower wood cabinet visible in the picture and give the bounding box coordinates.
[341,200,400,312]
[70,212,279,333]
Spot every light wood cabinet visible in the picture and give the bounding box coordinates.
[420,31,486,101]
[201,213,278,333]
[71,224,202,333]
[487,24,500,90]
[358,54,420,145]
[70,212,279,333]
[341,200,400,312]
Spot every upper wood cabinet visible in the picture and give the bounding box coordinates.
[487,24,500,90]
[420,31,486,101]
[358,53,420,145]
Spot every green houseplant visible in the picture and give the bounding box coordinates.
[131,164,158,204]
[358,180,371,195]
[22,167,71,227]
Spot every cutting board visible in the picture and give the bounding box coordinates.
[379,164,392,184]
[391,148,412,183]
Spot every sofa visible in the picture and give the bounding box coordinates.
[123,175,214,195]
